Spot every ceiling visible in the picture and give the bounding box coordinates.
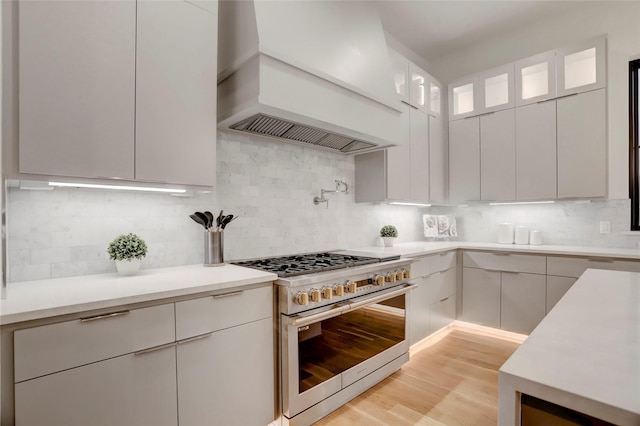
[374,1,590,61]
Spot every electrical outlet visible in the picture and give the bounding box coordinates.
[599,221,611,234]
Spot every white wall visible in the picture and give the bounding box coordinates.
[430,1,640,200]
[6,131,426,283]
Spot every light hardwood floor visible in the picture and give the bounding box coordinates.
[313,322,525,426]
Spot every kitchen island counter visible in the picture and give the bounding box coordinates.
[352,241,640,260]
[0,264,277,325]
[498,268,640,425]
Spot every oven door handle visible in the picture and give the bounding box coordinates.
[288,283,417,327]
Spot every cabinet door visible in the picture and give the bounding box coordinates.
[136,0,218,187]
[409,63,430,113]
[546,276,576,314]
[449,117,480,203]
[410,108,430,202]
[18,0,136,179]
[480,109,516,201]
[516,100,557,200]
[430,294,456,335]
[429,77,443,117]
[478,64,515,114]
[500,272,546,334]
[448,76,479,120]
[177,318,274,426]
[557,89,606,198]
[15,346,177,426]
[386,103,412,201]
[462,267,500,328]
[426,267,457,305]
[388,48,410,103]
[556,36,606,97]
[429,109,447,203]
[409,276,431,345]
[515,50,556,106]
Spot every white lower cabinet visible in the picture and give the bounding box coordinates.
[429,293,456,335]
[500,272,546,334]
[176,317,274,426]
[462,267,501,328]
[409,275,431,345]
[15,342,177,426]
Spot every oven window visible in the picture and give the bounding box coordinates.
[297,294,406,393]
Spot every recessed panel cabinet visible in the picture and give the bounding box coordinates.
[449,117,480,203]
[18,0,217,188]
[480,108,516,201]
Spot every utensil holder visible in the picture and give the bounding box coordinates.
[204,231,224,266]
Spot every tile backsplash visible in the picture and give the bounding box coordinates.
[7,130,639,283]
[7,131,425,282]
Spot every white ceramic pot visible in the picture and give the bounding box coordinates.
[382,237,396,247]
[116,258,141,275]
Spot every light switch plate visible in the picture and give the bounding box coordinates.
[599,221,611,234]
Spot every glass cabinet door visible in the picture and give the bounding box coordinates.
[429,79,442,117]
[388,48,409,103]
[515,51,556,106]
[409,63,429,113]
[478,64,514,113]
[448,76,478,120]
[556,36,606,97]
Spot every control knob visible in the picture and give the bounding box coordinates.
[309,288,321,303]
[395,270,404,281]
[333,283,345,297]
[372,274,385,286]
[321,286,333,300]
[385,272,396,283]
[295,291,309,306]
[403,269,411,280]
[346,280,357,293]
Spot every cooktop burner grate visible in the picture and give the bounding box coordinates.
[232,252,381,277]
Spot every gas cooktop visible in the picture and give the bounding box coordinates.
[232,251,398,277]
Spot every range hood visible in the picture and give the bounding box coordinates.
[217,0,403,154]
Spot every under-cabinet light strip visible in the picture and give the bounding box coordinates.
[489,201,555,206]
[389,202,432,207]
[48,182,186,193]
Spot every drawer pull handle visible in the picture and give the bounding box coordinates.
[439,252,450,256]
[501,270,520,274]
[491,252,510,256]
[213,290,244,299]
[134,342,176,356]
[588,257,614,263]
[80,310,130,323]
[439,296,450,302]
[178,332,214,345]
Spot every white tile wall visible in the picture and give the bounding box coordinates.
[7,131,426,282]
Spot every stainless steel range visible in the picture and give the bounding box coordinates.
[234,251,415,425]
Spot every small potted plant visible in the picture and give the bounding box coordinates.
[380,225,398,247]
[107,233,148,275]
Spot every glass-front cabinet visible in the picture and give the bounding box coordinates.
[409,63,430,113]
[478,64,515,113]
[388,48,410,103]
[448,76,478,120]
[556,36,606,97]
[430,79,442,117]
[515,51,556,106]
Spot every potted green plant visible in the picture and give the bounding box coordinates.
[107,233,147,275]
[380,225,398,247]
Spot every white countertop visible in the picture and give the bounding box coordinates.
[0,264,277,325]
[498,268,640,425]
[351,241,640,260]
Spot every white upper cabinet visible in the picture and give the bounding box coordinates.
[448,76,479,120]
[515,51,556,106]
[409,63,430,113]
[429,78,442,117]
[389,48,410,103]
[477,64,515,113]
[556,36,606,97]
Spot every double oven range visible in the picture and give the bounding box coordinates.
[235,251,415,425]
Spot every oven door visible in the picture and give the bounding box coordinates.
[281,284,415,418]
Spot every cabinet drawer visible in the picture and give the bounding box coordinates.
[426,267,457,305]
[430,251,457,274]
[463,251,545,274]
[175,285,272,340]
[547,256,640,278]
[429,294,456,335]
[14,303,175,383]
[411,257,431,278]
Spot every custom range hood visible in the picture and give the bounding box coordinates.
[217,1,403,154]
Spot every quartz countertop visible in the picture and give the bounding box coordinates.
[498,268,640,425]
[351,241,640,260]
[0,264,277,325]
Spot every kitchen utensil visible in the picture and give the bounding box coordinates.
[498,223,514,244]
[195,212,209,230]
[220,214,237,229]
[515,226,529,245]
[216,210,224,230]
[190,213,208,229]
[204,211,215,229]
[204,230,224,266]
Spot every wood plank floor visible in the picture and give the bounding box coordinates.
[313,322,525,426]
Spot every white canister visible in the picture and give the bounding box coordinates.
[529,230,542,245]
[514,226,529,245]
[498,223,514,244]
